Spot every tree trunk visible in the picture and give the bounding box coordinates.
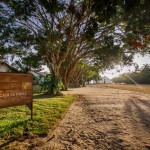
[46,63,63,95]
[62,75,68,91]
[73,79,80,87]
[83,82,85,87]
[61,62,77,91]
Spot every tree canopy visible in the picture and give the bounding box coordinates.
[0,0,150,94]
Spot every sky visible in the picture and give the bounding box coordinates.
[101,54,150,79]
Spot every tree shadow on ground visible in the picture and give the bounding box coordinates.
[0,138,17,149]
[33,93,52,100]
[0,120,27,149]
[125,97,150,132]
[0,121,46,149]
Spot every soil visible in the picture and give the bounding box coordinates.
[5,86,150,150]
[33,86,150,150]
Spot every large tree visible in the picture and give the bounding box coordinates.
[0,0,149,94]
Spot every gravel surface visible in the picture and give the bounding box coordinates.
[34,86,150,150]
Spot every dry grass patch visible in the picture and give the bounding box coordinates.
[96,84,150,94]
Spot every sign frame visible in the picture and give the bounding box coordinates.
[0,72,33,119]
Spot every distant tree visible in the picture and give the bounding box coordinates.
[112,65,150,84]
[83,65,101,85]
[69,61,101,87]
[93,73,101,84]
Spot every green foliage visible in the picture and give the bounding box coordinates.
[113,65,150,84]
[91,0,120,23]
[11,53,42,73]
[40,75,64,95]
[7,0,36,19]
[0,5,35,59]
[72,61,101,84]
[49,77,64,95]
[84,65,101,83]
[39,0,65,14]
[93,35,124,69]
[39,74,51,91]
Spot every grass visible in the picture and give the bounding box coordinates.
[0,85,76,147]
[32,85,42,93]
[96,84,150,94]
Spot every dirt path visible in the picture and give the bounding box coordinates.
[34,86,150,150]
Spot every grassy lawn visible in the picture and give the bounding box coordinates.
[96,84,150,94]
[0,85,76,147]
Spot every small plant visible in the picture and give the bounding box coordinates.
[40,75,64,95]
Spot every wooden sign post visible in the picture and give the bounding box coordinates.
[0,73,33,119]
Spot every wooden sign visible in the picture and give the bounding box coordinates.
[0,73,33,119]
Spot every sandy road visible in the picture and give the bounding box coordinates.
[34,86,150,150]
